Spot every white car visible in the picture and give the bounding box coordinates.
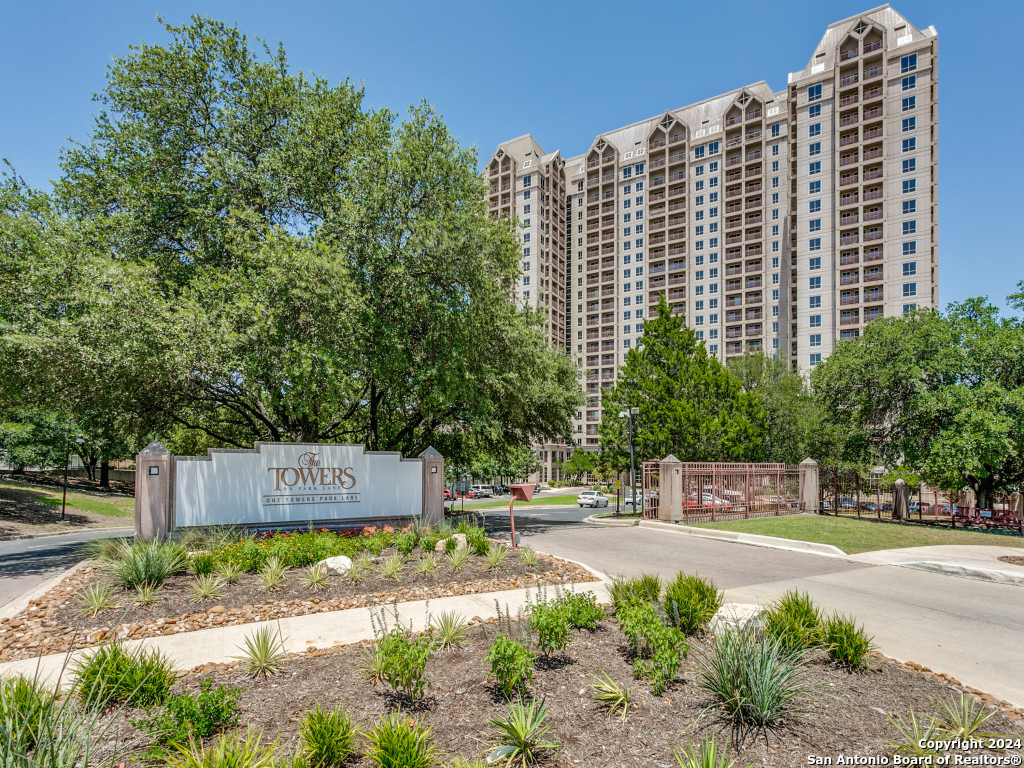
[577,491,609,508]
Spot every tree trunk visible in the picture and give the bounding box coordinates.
[85,456,97,482]
[100,460,110,488]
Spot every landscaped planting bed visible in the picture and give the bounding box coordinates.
[5,576,1021,768]
[0,525,594,662]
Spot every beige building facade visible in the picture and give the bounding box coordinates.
[485,5,937,463]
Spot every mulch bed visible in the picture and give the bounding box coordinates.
[98,615,1024,768]
[0,552,595,662]
[998,556,1024,567]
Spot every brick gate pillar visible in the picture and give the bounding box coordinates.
[419,446,444,526]
[135,441,172,541]
[659,454,683,523]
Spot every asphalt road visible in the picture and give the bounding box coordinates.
[0,528,131,611]
[483,504,1024,707]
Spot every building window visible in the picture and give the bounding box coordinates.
[900,53,918,73]
[523,190,531,199]
[809,238,821,251]
[772,160,779,172]
[810,353,822,366]
[902,117,917,132]
[808,83,822,102]
[622,167,632,179]
[523,247,531,257]
[809,104,821,118]
[772,289,780,301]
[771,123,781,137]
[902,96,916,111]
[809,277,821,290]
[810,314,822,328]
[623,311,631,320]
[810,334,822,347]
[903,221,917,235]
[695,315,704,325]
[809,295,821,308]
[903,283,917,297]
[524,204,531,214]
[523,233,530,242]
[902,159,916,173]
[772,144,779,156]
[809,219,821,233]
[809,181,821,194]
[809,200,821,213]
[809,161,821,175]
[808,142,821,156]
[809,257,821,270]
[903,303,917,315]
[809,123,821,137]
[694,145,705,159]
[708,141,719,155]
[903,242,917,256]
[523,174,532,186]
[772,177,780,188]
[624,339,631,348]
[902,138,916,153]
[903,262,917,276]
[522,261,530,271]
[902,180,917,194]
[635,162,644,174]
[903,200,917,214]
[635,309,643,317]
[901,75,916,91]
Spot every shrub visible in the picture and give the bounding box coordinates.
[298,703,357,768]
[443,536,460,555]
[429,610,468,650]
[931,692,1012,741]
[0,675,55,751]
[528,602,571,656]
[234,625,289,678]
[487,699,559,767]
[379,626,434,703]
[215,561,243,584]
[365,711,437,768]
[164,726,279,768]
[762,591,823,654]
[663,573,723,636]
[134,583,162,605]
[301,562,331,592]
[486,543,509,570]
[608,574,660,614]
[486,633,535,699]
[356,642,386,685]
[416,552,441,574]
[348,551,374,580]
[635,572,663,603]
[588,669,630,721]
[884,709,942,760]
[133,679,241,752]
[553,591,604,629]
[698,627,814,727]
[447,547,470,571]
[395,531,419,556]
[672,734,753,768]
[618,602,688,695]
[467,530,490,557]
[187,551,219,576]
[823,613,873,670]
[518,547,539,568]
[77,582,117,617]
[367,537,387,556]
[109,540,187,589]
[380,553,406,581]
[188,573,226,602]
[258,556,288,591]
[73,642,177,710]
[418,533,440,554]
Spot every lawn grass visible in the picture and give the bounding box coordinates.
[691,514,1024,554]
[472,493,582,509]
[0,479,133,517]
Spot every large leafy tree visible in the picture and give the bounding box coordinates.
[0,17,581,465]
[812,289,1024,507]
[598,298,768,464]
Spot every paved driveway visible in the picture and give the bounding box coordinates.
[486,508,1024,708]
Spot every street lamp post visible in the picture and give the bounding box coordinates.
[61,434,85,520]
[618,408,639,515]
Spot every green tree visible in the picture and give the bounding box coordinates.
[558,450,596,485]
[812,289,1024,508]
[1,18,581,466]
[598,298,768,464]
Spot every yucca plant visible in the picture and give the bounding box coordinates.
[365,710,437,768]
[299,703,357,767]
[823,613,873,670]
[884,709,942,759]
[429,610,468,650]
[379,553,406,581]
[134,582,162,605]
[77,582,117,617]
[259,556,288,591]
[931,692,1011,741]
[301,562,331,592]
[672,734,753,768]
[108,539,188,589]
[416,552,441,574]
[588,669,630,722]
[216,561,243,584]
[73,641,177,710]
[486,543,509,570]
[348,552,374,581]
[165,726,280,768]
[188,573,226,603]
[234,625,289,678]
[487,699,559,767]
[447,546,470,571]
[449,758,487,768]
[518,547,540,568]
[355,642,386,685]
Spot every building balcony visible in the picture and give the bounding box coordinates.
[840,215,859,225]
[864,189,883,201]
[840,134,858,146]
[840,155,859,166]
[840,74,859,87]
[841,275,860,285]
[840,49,858,62]
[745,198,762,209]
[650,138,667,149]
[650,158,666,169]
[840,94,859,107]
[669,132,686,144]
[863,66,882,80]
[726,156,743,167]
[864,231,883,241]
[840,176,859,187]
[863,272,884,282]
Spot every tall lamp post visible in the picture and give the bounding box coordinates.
[62,434,85,520]
[618,408,639,515]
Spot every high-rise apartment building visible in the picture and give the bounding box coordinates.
[485,5,937,460]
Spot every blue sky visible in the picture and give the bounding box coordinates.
[2,0,1020,313]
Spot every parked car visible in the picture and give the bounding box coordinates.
[701,492,732,510]
[577,490,609,508]
[494,485,510,495]
[534,484,542,493]
[838,498,858,510]
[469,485,494,498]
[443,488,454,501]
[859,501,878,512]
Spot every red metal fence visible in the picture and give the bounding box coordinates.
[641,461,801,523]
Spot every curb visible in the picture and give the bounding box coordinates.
[0,560,94,622]
[635,519,848,557]
[582,514,639,527]
[0,526,132,543]
[896,561,1024,587]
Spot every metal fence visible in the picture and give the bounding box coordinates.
[642,461,801,523]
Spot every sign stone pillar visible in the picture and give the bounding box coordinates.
[799,458,820,513]
[135,441,172,541]
[658,454,683,523]
[893,478,910,521]
[419,446,444,526]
